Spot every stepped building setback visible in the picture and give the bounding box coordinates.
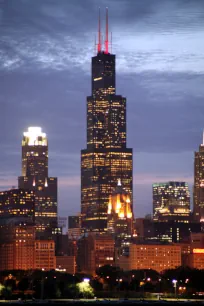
[81,9,133,232]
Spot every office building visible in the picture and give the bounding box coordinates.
[0,188,35,222]
[107,179,133,237]
[18,127,58,239]
[35,240,56,270]
[56,256,76,274]
[81,9,133,232]
[68,215,81,239]
[194,132,204,222]
[0,222,35,271]
[77,233,115,275]
[153,182,190,222]
[115,243,181,273]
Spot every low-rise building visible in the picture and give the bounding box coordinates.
[56,256,76,274]
[35,240,56,270]
[116,243,181,273]
[77,233,115,275]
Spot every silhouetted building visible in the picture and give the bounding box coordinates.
[77,233,114,275]
[56,256,76,274]
[153,182,190,222]
[81,10,133,232]
[68,215,81,239]
[194,132,204,222]
[18,127,58,239]
[135,218,201,243]
[107,179,133,237]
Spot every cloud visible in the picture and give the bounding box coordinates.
[0,0,204,73]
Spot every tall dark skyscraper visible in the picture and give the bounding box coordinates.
[194,132,204,222]
[81,9,133,232]
[18,127,58,239]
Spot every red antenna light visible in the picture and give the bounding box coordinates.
[105,7,109,54]
[97,7,101,53]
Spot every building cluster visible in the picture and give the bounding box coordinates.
[1,10,204,276]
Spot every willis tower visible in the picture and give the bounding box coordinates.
[81,9,133,232]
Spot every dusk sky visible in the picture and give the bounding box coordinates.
[1,0,204,218]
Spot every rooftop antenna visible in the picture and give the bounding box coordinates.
[111,31,112,54]
[97,7,101,53]
[94,34,97,54]
[105,7,109,54]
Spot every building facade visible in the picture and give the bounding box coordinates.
[18,127,58,239]
[56,256,76,274]
[0,222,35,271]
[34,240,56,270]
[116,243,181,273]
[107,179,133,237]
[0,188,35,222]
[153,182,190,222]
[193,132,204,222]
[77,233,115,275]
[81,12,133,232]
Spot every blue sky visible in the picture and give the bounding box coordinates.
[0,0,204,217]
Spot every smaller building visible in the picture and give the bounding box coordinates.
[115,243,181,273]
[0,222,35,271]
[35,240,56,270]
[56,256,76,274]
[186,248,204,269]
[77,233,115,275]
[68,215,81,239]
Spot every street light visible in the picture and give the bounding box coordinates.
[41,268,45,300]
[83,278,90,283]
[172,279,177,298]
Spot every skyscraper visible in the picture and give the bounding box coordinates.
[81,9,133,232]
[194,132,204,222]
[18,127,58,239]
[153,181,190,222]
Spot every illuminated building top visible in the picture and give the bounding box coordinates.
[107,180,133,236]
[23,127,47,146]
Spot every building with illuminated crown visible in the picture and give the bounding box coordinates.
[81,9,133,232]
[18,127,58,239]
[193,131,204,222]
[107,179,133,237]
[153,182,190,222]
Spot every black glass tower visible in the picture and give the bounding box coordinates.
[81,9,133,232]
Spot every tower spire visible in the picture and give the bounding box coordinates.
[105,7,109,54]
[97,7,101,53]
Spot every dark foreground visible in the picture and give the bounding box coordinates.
[1,299,204,305]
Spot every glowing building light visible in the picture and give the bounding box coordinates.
[193,248,204,254]
[23,127,47,146]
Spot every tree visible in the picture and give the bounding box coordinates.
[76,281,94,299]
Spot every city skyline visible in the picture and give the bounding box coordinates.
[1,0,204,218]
